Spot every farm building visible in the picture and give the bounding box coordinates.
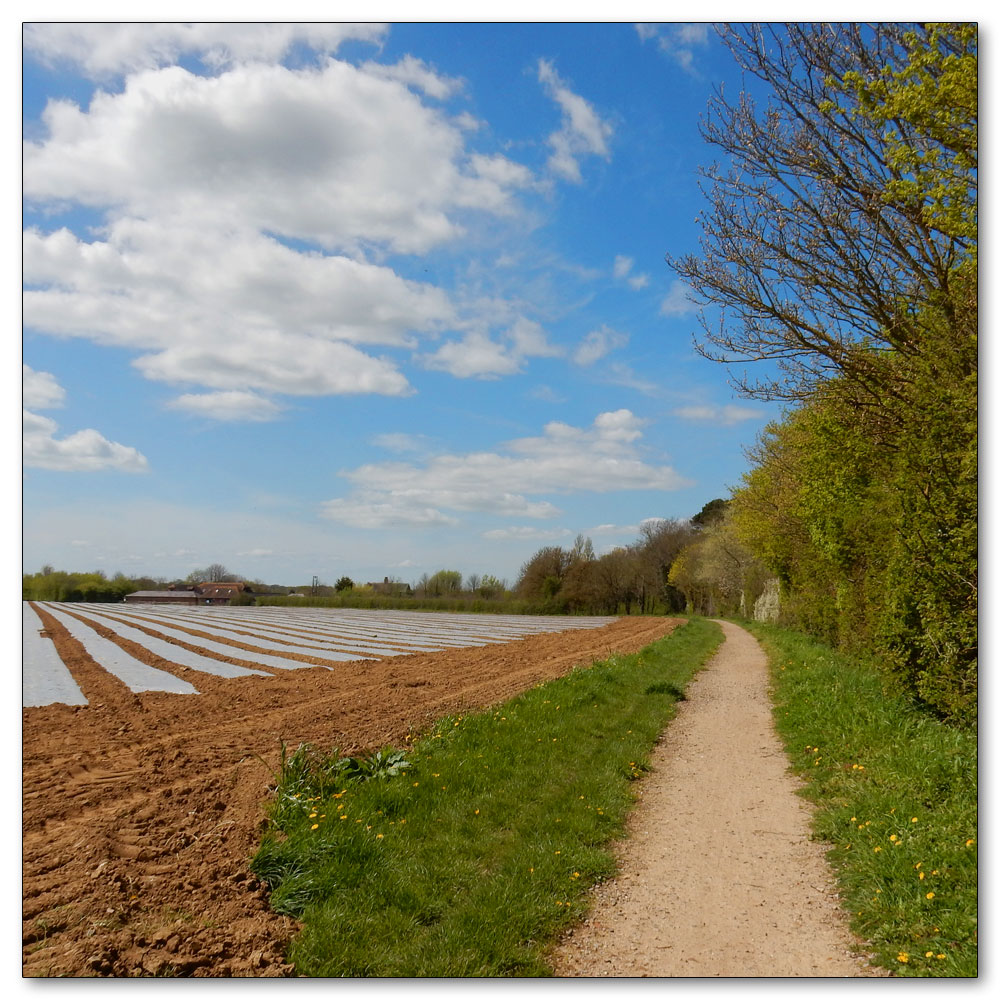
[124,590,199,605]
[124,582,255,606]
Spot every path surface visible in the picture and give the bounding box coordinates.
[552,620,887,978]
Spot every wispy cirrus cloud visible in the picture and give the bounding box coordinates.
[635,22,711,74]
[659,279,700,317]
[537,59,613,183]
[573,325,629,366]
[673,404,763,426]
[482,526,572,541]
[613,254,650,290]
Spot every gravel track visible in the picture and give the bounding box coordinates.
[551,620,887,978]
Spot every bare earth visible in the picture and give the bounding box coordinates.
[22,606,679,978]
[551,620,888,978]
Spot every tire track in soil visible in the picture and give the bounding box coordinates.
[23,611,679,978]
[550,620,889,978]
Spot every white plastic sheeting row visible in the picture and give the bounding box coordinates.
[23,602,617,708]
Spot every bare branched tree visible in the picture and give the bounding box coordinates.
[669,22,977,403]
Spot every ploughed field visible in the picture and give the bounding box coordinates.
[22,602,681,977]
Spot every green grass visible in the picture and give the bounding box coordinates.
[251,617,723,977]
[747,621,978,978]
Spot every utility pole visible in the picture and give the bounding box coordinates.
[311,575,319,596]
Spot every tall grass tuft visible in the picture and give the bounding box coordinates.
[251,617,722,977]
[748,622,977,978]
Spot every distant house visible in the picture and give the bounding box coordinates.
[124,581,254,606]
[196,582,253,605]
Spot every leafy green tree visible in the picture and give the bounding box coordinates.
[426,570,462,596]
[691,499,728,529]
[670,22,976,725]
[476,575,507,599]
[334,576,355,592]
[515,547,570,605]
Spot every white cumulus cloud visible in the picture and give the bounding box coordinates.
[322,410,690,529]
[22,365,149,472]
[166,391,284,422]
[23,409,149,473]
[23,364,65,409]
[23,22,388,77]
[22,47,555,413]
[422,318,560,379]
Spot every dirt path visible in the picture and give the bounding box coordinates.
[23,611,680,978]
[551,620,887,978]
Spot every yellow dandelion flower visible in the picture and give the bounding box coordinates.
[310,823,319,830]
[919,872,925,880]
[898,953,909,963]
[890,835,898,842]
[926,892,935,899]
[413,782,419,787]
[926,951,934,958]
[911,817,918,823]
[966,839,975,847]
[873,846,882,852]
[936,954,946,960]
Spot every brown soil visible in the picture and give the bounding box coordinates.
[550,620,889,978]
[22,606,680,978]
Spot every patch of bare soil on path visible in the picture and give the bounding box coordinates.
[552,620,888,978]
[22,610,679,978]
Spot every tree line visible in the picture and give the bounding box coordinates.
[661,23,977,726]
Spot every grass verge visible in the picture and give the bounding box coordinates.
[251,617,722,977]
[746,621,977,978]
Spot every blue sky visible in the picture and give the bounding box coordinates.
[21,19,789,588]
